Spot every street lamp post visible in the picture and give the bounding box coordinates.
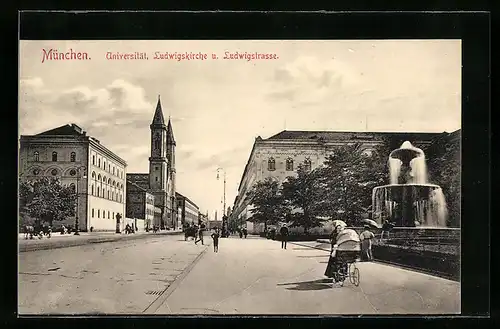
[74,166,87,235]
[216,168,226,217]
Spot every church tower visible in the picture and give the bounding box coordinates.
[149,96,169,228]
[166,117,177,228]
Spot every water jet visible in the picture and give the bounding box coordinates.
[372,141,448,227]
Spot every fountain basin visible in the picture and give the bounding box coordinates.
[372,184,447,228]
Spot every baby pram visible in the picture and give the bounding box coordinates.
[325,228,361,286]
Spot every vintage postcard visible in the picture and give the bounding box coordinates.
[18,40,461,315]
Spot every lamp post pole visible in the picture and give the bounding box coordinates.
[74,166,87,235]
[216,168,226,217]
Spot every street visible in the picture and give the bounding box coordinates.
[19,234,460,315]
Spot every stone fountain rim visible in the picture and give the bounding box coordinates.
[373,183,442,190]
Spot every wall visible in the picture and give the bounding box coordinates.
[19,137,90,230]
[88,144,127,231]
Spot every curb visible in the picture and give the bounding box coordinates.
[18,231,183,253]
[143,244,210,314]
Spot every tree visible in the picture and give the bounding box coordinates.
[281,164,324,233]
[247,177,286,231]
[19,177,77,227]
[425,133,460,227]
[317,143,388,226]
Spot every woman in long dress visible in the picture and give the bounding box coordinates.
[324,225,343,280]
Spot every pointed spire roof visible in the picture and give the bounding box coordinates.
[167,117,176,144]
[151,95,166,126]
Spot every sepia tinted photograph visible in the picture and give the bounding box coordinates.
[18,39,461,315]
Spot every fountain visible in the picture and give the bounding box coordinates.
[372,141,448,228]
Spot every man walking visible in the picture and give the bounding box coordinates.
[211,229,220,253]
[360,225,375,261]
[195,225,204,245]
[280,224,289,249]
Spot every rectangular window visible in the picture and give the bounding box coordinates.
[113,212,115,220]
[108,211,110,219]
[92,208,94,218]
[98,210,100,218]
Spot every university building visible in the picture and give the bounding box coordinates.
[127,96,177,229]
[176,192,200,226]
[231,129,460,233]
[19,123,127,231]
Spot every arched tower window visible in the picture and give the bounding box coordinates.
[70,152,76,162]
[34,151,39,162]
[304,158,312,171]
[92,171,96,179]
[52,152,58,162]
[98,158,101,168]
[286,157,294,171]
[92,155,95,165]
[268,157,276,171]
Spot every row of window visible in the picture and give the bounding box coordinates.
[91,209,121,220]
[33,151,76,162]
[31,167,80,177]
[90,184,123,202]
[92,155,123,179]
[91,171,124,189]
[267,157,312,171]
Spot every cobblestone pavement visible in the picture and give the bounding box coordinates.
[18,234,209,314]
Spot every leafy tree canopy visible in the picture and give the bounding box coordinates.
[19,177,77,226]
[246,177,286,227]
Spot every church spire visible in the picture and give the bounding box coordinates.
[167,116,176,145]
[152,95,165,126]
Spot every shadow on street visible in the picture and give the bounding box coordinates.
[277,278,333,291]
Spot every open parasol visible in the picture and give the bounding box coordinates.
[362,218,380,229]
[331,220,347,229]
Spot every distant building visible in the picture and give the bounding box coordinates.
[176,192,199,226]
[207,220,222,231]
[19,123,127,232]
[127,96,177,229]
[126,180,157,229]
[231,129,460,233]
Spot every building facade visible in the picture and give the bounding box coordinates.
[126,180,156,229]
[231,130,459,233]
[19,123,127,232]
[127,96,177,229]
[176,192,199,226]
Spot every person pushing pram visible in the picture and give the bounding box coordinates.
[324,223,361,285]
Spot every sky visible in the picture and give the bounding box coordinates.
[19,40,461,217]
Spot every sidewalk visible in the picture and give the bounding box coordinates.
[18,229,183,252]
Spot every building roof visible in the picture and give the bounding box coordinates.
[24,123,127,165]
[266,130,450,142]
[35,123,87,137]
[175,191,198,209]
[151,96,166,126]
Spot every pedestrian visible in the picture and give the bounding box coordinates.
[211,229,220,252]
[243,227,248,239]
[360,225,375,261]
[195,225,204,245]
[239,228,243,239]
[381,220,393,240]
[280,224,289,249]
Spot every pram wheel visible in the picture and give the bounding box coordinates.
[349,265,360,286]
